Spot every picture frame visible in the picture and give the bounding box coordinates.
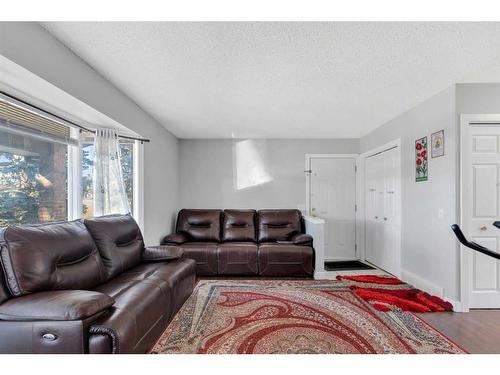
[415,136,428,182]
[431,129,444,158]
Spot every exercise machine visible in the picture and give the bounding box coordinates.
[451,222,500,260]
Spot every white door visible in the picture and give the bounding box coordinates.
[309,157,357,260]
[462,120,500,308]
[364,147,401,276]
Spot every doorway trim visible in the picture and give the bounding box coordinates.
[358,138,402,277]
[305,154,359,259]
[459,114,500,312]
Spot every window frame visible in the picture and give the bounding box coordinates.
[68,130,143,226]
[132,139,144,231]
[67,127,82,221]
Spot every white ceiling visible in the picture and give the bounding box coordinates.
[41,22,500,139]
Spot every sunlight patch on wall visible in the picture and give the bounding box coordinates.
[234,139,272,190]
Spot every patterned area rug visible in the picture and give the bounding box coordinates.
[151,280,466,354]
[336,275,454,313]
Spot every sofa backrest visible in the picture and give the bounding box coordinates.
[176,209,222,242]
[84,214,144,280]
[222,210,256,242]
[257,209,302,243]
[0,250,11,304]
[0,220,106,296]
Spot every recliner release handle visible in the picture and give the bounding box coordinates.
[42,333,58,341]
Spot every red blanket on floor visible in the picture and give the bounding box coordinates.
[336,275,453,312]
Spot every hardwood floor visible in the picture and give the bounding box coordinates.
[417,310,500,353]
[332,266,500,353]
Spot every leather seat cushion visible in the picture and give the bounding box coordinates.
[179,242,218,276]
[217,242,258,275]
[258,243,313,277]
[90,278,169,354]
[90,259,196,353]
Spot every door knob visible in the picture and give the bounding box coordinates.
[374,216,378,219]
[383,217,388,221]
[480,225,488,231]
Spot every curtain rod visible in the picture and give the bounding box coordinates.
[0,91,151,144]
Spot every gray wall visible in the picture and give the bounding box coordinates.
[360,86,459,300]
[456,83,500,113]
[0,22,179,245]
[179,139,359,209]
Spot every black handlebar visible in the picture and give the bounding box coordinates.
[451,224,500,260]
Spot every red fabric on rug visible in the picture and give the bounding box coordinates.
[336,275,403,285]
[337,275,453,313]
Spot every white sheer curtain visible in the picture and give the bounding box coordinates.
[93,128,131,216]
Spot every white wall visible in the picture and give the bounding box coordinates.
[180,139,359,209]
[360,86,459,300]
[0,22,179,245]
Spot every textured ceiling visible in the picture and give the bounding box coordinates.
[41,22,500,139]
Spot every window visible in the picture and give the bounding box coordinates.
[0,129,69,226]
[81,132,134,218]
[0,96,139,227]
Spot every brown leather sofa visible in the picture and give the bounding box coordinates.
[0,214,196,354]
[162,209,314,277]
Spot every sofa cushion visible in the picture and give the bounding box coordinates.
[222,210,256,242]
[91,259,195,353]
[257,209,302,243]
[176,209,222,242]
[0,257,11,304]
[0,290,114,321]
[179,242,218,276]
[84,214,144,280]
[0,220,106,296]
[217,242,258,275]
[258,243,313,277]
[91,276,169,353]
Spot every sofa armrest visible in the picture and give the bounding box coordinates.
[0,290,114,321]
[142,245,183,262]
[161,232,190,245]
[0,319,91,354]
[290,233,313,245]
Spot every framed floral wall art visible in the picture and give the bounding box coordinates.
[415,136,428,182]
[431,130,444,158]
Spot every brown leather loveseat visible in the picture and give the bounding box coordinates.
[0,214,196,354]
[162,209,314,277]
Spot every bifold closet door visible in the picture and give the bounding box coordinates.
[365,147,400,275]
[365,152,384,268]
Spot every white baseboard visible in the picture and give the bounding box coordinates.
[314,271,329,280]
[445,299,463,312]
[401,269,462,312]
[401,269,444,297]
